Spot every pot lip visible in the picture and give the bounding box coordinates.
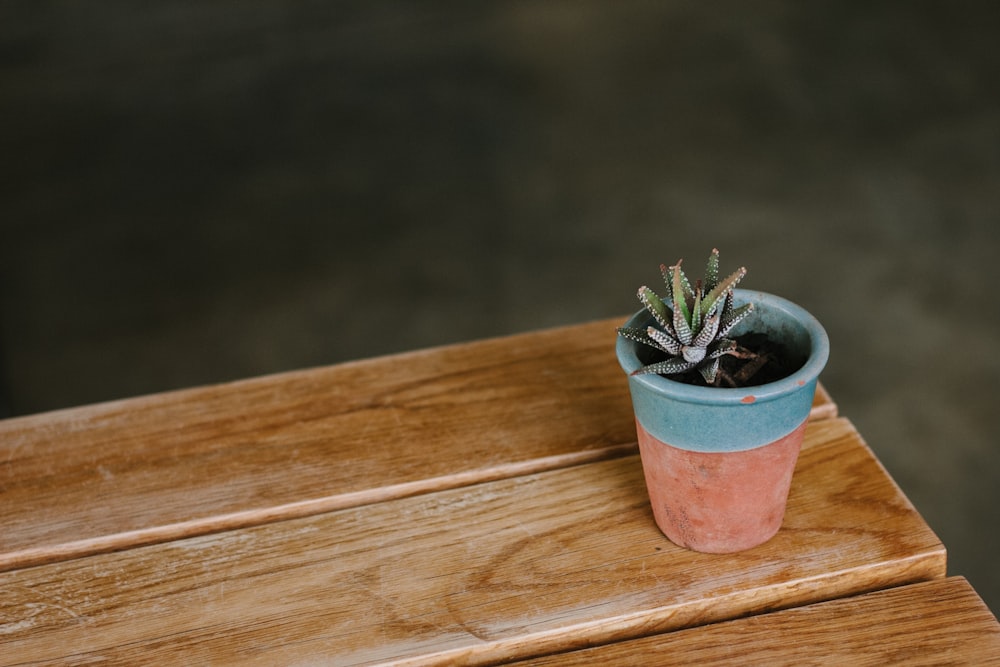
[616,289,830,406]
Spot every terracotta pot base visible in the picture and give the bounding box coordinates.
[635,419,806,553]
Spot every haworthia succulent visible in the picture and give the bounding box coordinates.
[618,250,752,384]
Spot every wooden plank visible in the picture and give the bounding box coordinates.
[811,382,837,420]
[0,417,943,666]
[514,578,1000,665]
[0,318,837,573]
[0,319,633,572]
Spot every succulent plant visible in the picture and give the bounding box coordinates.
[618,249,755,384]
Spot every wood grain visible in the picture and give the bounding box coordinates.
[0,318,836,573]
[0,417,943,666]
[811,382,837,420]
[515,577,1000,666]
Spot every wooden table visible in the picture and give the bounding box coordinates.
[2,318,998,664]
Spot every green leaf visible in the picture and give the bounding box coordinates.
[692,311,721,348]
[704,248,720,291]
[617,324,688,357]
[708,338,738,358]
[667,261,694,306]
[646,326,682,356]
[698,357,721,384]
[637,287,671,331]
[691,286,703,337]
[617,326,662,352]
[718,301,754,337]
[660,264,673,303]
[632,358,696,377]
[702,266,747,314]
[672,297,694,345]
[670,263,693,343]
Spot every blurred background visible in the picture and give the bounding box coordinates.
[2,2,998,612]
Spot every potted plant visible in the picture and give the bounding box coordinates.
[616,249,829,553]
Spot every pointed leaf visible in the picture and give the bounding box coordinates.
[660,264,673,303]
[670,263,690,319]
[670,263,693,343]
[692,311,721,348]
[616,326,670,354]
[632,358,696,377]
[646,326,682,355]
[698,357,721,384]
[702,266,747,314]
[718,290,735,323]
[704,248,720,292]
[672,299,693,345]
[718,301,754,338]
[668,261,694,306]
[617,326,648,338]
[691,285,703,337]
[637,287,671,331]
[708,338,738,358]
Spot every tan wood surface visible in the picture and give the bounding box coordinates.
[0,417,943,666]
[515,577,1000,666]
[810,382,837,420]
[0,318,836,573]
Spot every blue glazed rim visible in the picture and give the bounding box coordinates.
[616,289,830,406]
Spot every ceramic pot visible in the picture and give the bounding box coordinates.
[616,289,830,553]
